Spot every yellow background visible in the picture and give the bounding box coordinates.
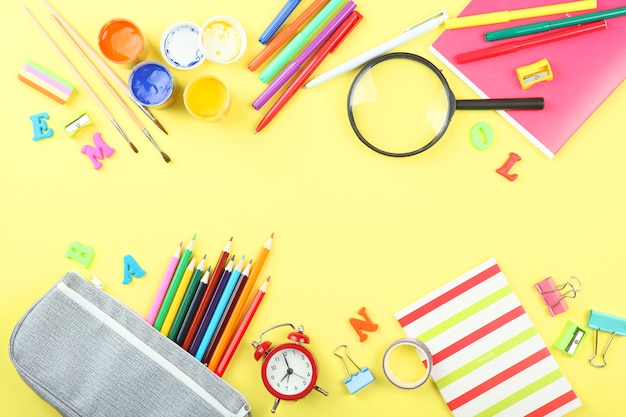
[1,0,624,416]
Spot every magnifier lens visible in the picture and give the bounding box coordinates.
[349,56,452,156]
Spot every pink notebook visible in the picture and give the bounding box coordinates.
[430,0,626,158]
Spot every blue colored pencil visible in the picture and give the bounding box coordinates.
[194,256,246,361]
[189,257,235,356]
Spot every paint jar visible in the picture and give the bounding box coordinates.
[128,61,175,108]
[183,75,230,121]
[98,18,148,67]
[160,22,204,70]
[200,16,247,64]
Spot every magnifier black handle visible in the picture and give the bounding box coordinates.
[456,97,544,111]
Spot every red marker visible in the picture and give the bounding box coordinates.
[255,11,363,133]
[456,20,606,64]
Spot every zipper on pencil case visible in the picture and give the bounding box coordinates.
[56,282,251,417]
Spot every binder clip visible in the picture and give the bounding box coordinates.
[534,276,582,316]
[516,58,553,90]
[333,345,374,394]
[554,321,587,357]
[587,310,626,368]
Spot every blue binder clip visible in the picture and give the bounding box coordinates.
[334,345,374,394]
[587,310,626,368]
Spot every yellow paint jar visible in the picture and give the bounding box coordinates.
[183,75,230,121]
[200,16,247,64]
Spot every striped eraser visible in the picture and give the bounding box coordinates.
[18,60,74,104]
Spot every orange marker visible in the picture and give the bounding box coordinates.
[248,0,329,71]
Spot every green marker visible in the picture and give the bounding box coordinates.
[259,0,345,83]
[485,6,626,41]
[154,234,196,330]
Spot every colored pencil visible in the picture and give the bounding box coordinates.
[208,234,274,367]
[181,238,232,350]
[168,255,206,341]
[248,0,330,71]
[176,266,210,345]
[215,276,270,377]
[188,256,235,355]
[160,257,196,336]
[154,234,196,330]
[194,256,246,361]
[146,242,181,325]
[203,260,252,365]
[249,233,274,285]
[41,0,169,136]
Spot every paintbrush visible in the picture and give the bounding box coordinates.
[41,0,168,136]
[23,5,138,153]
[50,15,171,163]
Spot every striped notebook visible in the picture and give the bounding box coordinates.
[394,258,581,417]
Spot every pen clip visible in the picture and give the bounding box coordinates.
[330,12,363,53]
[402,10,449,33]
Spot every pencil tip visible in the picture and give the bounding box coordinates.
[270,232,274,238]
[161,152,171,163]
[130,142,139,153]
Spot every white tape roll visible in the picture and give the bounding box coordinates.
[382,338,433,389]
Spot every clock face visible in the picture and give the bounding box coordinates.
[261,344,318,400]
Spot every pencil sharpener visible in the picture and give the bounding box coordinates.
[516,58,553,90]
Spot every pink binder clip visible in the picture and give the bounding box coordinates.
[535,276,582,316]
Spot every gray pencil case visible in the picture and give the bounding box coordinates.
[9,271,251,417]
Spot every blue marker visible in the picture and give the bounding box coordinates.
[259,0,302,44]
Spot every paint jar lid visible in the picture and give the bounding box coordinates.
[160,21,204,70]
[200,15,247,64]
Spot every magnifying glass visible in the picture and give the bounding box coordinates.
[347,52,545,157]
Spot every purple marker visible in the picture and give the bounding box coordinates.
[252,0,357,110]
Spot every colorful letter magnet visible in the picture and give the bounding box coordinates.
[516,58,553,90]
[18,60,74,104]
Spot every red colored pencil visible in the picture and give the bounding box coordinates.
[181,237,232,351]
[215,276,270,377]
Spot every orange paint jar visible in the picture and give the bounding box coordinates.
[98,19,148,67]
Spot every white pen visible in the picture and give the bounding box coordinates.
[304,10,449,88]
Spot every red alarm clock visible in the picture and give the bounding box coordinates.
[252,323,328,413]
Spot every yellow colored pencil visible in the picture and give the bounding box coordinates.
[208,233,273,370]
[160,257,196,336]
